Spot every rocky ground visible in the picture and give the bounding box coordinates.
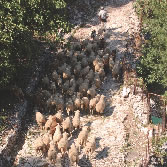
[10,0,154,167]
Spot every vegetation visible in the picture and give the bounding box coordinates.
[135,0,167,96]
[0,0,71,88]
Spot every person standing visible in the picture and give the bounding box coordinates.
[98,7,108,27]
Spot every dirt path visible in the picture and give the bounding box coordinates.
[13,1,148,167]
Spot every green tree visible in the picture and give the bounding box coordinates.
[135,0,167,95]
[0,0,70,88]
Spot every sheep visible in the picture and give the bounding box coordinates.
[96,95,105,114]
[57,75,62,87]
[109,56,115,72]
[56,95,64,111]
[111,49,116,62]
[85,43,93,55]
[49,115,58,136]
[68,143,79,166]
[45,115,57,135]
[34,137,47,155]
[71,42,82,51]
[103,53,109,73]
[112,60,123,80]
[62,117,73,134]
[81,97,89,112]
[74,92,81,110]
[77,126,90,152]
[95,62,104,73]
[79,80,89,97]
[94,72,102,89]
[57,132,69,157]
[63,69,71,80]
[67,85,76,96]
[12,85,24,101]
[91,30,96,39]
[82,39,89,49]
[42,75,50,89]
[62,80,69,94]
[74,62,82,76]
[87,85,96,98]
[54,110,63,124]
[84,136,96,159]
[52,70,59,82]
[50,81,56,94]
[45,115,53,131]
[53,124,62,144]
[88,51,96,65]
[66,98,74,115]
[72,110,80,130]
[35,111,46,130]
[89,94,100,115]
[98,68,105,80]
[48,141,57,164]
[80,66,90,78]
[42,133,51,151]
[81,57,88,68]
[85,69,94,83]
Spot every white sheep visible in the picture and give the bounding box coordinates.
[48,141,57,164]
[53,124,62,144]
[87,85,96,98]
[68,143,79,166]
[84,136,96,159]
[81,97,89,112]
[72,110,80,130]
[42,133,51,151]
[89,94,100,115]
[54,110,63,124]
[66,98,74,115]
[96,95,105,114]
[62,117,73,134]
[34,136,47,155]
[57,132,69,157]
[35,111,46,130]
[77,126,90,152]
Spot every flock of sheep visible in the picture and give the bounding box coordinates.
[35,110,95,166]
[34,28,123,166]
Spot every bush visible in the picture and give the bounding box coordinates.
[0,0,70,88]
[135,0,167,95]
